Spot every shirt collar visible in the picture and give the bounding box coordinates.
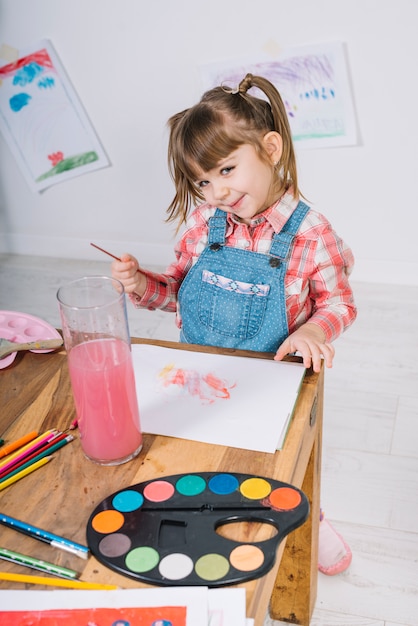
[224,190,300,233]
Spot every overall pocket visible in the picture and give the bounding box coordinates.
[198,270,270,339]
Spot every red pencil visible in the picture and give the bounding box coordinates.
[0,430,59,475]
[0,431,67,480]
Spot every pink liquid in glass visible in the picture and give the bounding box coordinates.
[68,338,142,465]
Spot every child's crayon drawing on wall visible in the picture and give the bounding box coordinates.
[199,41,358,149]
[0,39,109,192]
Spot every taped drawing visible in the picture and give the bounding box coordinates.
[199,41,357,149]
[0,39,109,192]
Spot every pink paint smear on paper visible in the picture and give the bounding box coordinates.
[157,363,236,405]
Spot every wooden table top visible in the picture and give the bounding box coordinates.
[0,338,322,625]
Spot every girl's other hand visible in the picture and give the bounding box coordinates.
[274,323,335,373]
[111,254,146,296]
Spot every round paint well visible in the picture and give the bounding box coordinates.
[112,490,144,512]
[99,533,132,557]
[240,477,271,500]
[229,544,265,572]
[195,553,230,581]
[208,473,239,495]
[91,509,125,534]
[176,474,206,496]
[143,480,175,502]
[269,487,301,510]
[158,553,194,580]
[125,546,160,573]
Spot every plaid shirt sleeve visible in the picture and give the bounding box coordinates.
[286,210,357,341]
[128,210,209,313]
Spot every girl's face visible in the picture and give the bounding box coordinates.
[194,134,282,224]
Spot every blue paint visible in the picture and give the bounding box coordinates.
[9,93,31,112]
[38,76,55,89]
[13,62,44,86]
[112,489,144,512]
[209,473,239,495]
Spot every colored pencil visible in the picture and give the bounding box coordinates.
[0,456,53,491]
[0,547,78,579]
[0,571,118,589]
[0,433,73,481]
[0,431,39,459]
[0,513,89,560]
[0,432,65,480]
[0,430,58,474]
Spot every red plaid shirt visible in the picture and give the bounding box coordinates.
[130,191,357,341]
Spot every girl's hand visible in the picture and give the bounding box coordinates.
[111,254,147,296]
[274,323,335,372]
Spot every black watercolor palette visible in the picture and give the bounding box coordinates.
[86,472,309,587]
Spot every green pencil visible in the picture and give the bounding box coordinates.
[0,547,79,579]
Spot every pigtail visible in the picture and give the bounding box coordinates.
[237,74,298,196]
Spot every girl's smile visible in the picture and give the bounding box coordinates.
[195,141,280,224]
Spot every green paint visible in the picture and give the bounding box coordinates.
[36,151,99,182]
[195,553,230,581]
[125,546,159,573]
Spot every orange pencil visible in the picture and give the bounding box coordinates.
[0,430,56,471]
[0,431,39,459]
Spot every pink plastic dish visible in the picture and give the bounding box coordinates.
[0,310,62,369]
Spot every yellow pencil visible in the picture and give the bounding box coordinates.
[0,430,56,470]
[0,455,52,491]
[0,571,118,590]
[0,430,39,459]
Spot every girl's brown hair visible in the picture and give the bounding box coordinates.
[166,73,299,226]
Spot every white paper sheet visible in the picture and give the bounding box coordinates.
[0,587,248,625]
[208,588,247,625]
[132,344,305,453]
[0,588,208,625]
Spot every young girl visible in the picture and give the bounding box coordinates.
[112,73,357,575]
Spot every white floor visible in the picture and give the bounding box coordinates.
[1,253,417,626]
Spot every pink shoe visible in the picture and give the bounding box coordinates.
[318,518,352,575]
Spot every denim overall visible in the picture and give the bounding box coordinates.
[178,201,310,352]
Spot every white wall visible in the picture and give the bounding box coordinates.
[0,0,417,285]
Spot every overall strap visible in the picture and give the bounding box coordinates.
[207,209,227,245]
[269,201,310,261]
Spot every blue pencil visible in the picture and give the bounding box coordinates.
[0,513,89,559]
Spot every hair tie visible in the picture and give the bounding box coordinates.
[221,82,240,95]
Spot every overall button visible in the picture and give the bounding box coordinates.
[269,257,281,267]
[210,243,222,251]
